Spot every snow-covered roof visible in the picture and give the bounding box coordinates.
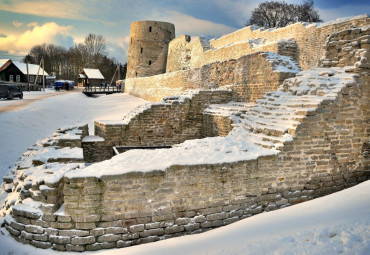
[0,59,10,68]
[83,68,104,79]
[0,59,11,71]
[12,61,49,76]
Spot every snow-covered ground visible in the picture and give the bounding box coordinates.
[0,90,146,179]
[0,91,369,254]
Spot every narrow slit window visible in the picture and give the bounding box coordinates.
[149,26,152,32]
[149,60,152,66]
[141,47,143,54]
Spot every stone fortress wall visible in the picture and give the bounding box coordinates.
[125,51,298,102]
[125,15,370,101]
[2,16,370,252]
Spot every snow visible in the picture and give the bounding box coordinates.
[0,82,368,254]
[0,180,368,254]
[82,136,105,142]
[68,67,350,179]
[12,61,49,76]
[0,91,146,179]
[83,68,105,79]
[317,14,369,28]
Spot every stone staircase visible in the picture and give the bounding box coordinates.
[234,67,357,150]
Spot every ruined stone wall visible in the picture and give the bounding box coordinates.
[5,22,370,252]
[202,113,233,137]
[165,15,369,72]
[166,36,298,72]
[320,26,370,68]
[94,90,232,149]
[126,51,298,102]
[47,74,368,251]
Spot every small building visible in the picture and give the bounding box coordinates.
[0,59,49,84]
[78,68,104,87]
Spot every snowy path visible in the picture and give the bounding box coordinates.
[0,89,78,114]
[0,92,146,179]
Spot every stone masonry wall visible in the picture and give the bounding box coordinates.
[94,90,232,148]
[5,70,368,251]
[41,73,368,252]
[166,35,298,72]
[4,22,370,252]
[202,113,233,137]
[126,51,298,102]
[208,15,370,70]
[320,26,370,69]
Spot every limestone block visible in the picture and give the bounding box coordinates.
[140,228,164,237]
[52,244,65,251]
[164,225,184,234]
[105,227,128,234]
[75,222,96,230]
[66,244,85,252]
[50,235,71,244]
[70,236,95,245]
[20,230,33,240]
[30,240,52,249]
[24,225,44,234]
[90,228,105,236]
[59,229,90,237]
[10,221,25,231]
[97,234,121,243]
[33,233,48,242]
[117,240,132,248]
[6,225,20,236]
[128,224,145,233]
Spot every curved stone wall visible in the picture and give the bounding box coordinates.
[127,21,175,78]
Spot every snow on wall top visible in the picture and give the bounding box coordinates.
[317,14,369,28]
[66,67,357,179]
[83,68,104,79]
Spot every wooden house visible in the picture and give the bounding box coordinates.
[78,68,104,87]
[0,59,49,84]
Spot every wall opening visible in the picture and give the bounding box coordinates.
[141,47,143,54]
[149,60,152,66]
[149,26,152,32]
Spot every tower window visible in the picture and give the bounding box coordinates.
[140,47,143,53]
[149,26,152,32]
[149,61,152,66]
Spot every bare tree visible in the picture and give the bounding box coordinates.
[23,33,124,83]
[247,0,321,28]
[84,33,107,68]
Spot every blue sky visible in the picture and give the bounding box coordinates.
[0,0,369,63]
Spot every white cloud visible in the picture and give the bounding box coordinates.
[0,0,89,21]
[0,22,74,55]
[28,22,39,28]
[12,21,23,28]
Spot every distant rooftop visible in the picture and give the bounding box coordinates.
[82,68,104,79]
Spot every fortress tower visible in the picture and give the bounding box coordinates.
[126,21,175,78]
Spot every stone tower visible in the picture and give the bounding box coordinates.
[126,21,175,78]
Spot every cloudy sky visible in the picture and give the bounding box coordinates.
[0,0,369,63]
